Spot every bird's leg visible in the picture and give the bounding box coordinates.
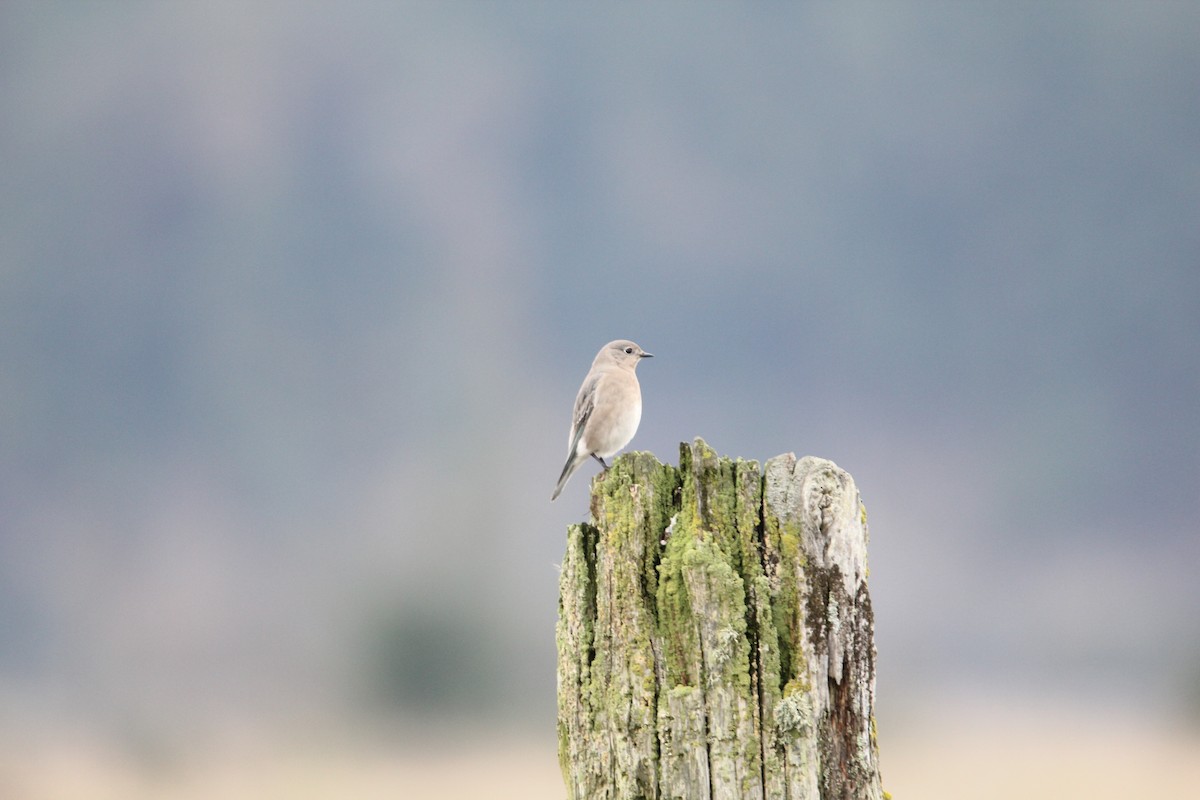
[591,454,610,471]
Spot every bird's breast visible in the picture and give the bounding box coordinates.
[586,393,641,459]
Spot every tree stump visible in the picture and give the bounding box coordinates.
[557,438,884,800]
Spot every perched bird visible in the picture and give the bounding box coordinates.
[551,340,653,501]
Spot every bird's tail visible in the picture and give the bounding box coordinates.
[551,453,582,501]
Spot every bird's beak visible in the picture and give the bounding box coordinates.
[640,352,653,358]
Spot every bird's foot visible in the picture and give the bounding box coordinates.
[592,454,610,471]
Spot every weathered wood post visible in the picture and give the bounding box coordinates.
[557,438,884,800]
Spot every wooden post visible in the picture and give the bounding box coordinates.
[557,438,885,800]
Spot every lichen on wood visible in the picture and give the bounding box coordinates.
[557,438,885,799]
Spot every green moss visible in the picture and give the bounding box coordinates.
[595,450,678,604]
[657,443,758,692]
[556,718,571,785]
[732,459,764,583]
[763,511,807,689]
[678,438,746,569]
[686,536,751,689]
[667,683,699,700]
[656,517,702,687]
[750,572,781,701]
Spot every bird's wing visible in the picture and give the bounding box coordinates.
[568,372,601,454]
[552,374,598,500]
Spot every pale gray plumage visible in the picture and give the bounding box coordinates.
[551,339,653,501]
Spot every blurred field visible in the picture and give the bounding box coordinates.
[883,703,1200,800]
[0,735,565,800]
[3,703,1197,800]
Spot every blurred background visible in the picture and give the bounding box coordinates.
[2,2,1198,798]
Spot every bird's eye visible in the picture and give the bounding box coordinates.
[624,347,634,354]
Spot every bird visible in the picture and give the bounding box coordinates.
[551,339,653,501]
